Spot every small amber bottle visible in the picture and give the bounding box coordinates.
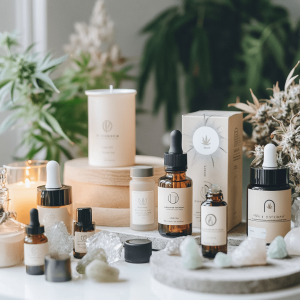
[24,208,49,275]
[158,130,193,237]
[73,208,95,259]
[201,185,227,258]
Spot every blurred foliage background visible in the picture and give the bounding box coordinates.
[138,0,300,130]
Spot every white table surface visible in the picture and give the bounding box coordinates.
[1,252,300,300]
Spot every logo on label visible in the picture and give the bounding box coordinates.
[205,214,217,226]
[138,198,148,205]
[202,135,211,146]
[81,235,87,242]
[264,200,275,212]
[102,120,113,132]
[193,126,219,155]
[168,192,179,204]
[31,246,38,255]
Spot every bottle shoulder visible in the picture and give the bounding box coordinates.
[158,176,192,188]
[247,184,290,191]
[24,234,48,244]
[201,200,227,207]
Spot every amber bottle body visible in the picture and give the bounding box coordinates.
[73,222,95,259]
[24,234,48,275]
[201,193,227,258]
[158,171,192,237]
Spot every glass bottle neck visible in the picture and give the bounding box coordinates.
[165,171,186,181]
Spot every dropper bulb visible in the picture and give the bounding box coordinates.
[169,130,183,154]
[29,208,40,227]
[45,161,62,189]
[262,143,277,168]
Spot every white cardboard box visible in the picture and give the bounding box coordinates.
[182,110,243,231]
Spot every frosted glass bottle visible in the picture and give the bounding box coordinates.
[130,166,156,231]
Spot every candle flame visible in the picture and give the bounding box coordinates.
[25,178,31,188]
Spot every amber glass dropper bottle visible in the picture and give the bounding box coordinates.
[201,185,227,258]
[24,208,48,275]
[158,130,193,237]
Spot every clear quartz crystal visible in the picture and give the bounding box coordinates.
[86,231,122,264]
[46,221,73,255]
[76,248,107,274]
[163,236,185,255]
[231,237,267,267]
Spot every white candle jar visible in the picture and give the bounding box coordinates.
[4,160,47,224]
[85,89,136,167]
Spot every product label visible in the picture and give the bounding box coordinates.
[132,191,154,225]
[24,242,49,266]
[75,231,95,253]
[37,206,72,234]
[158,187,192,225]
[201,206,227,246]
[193,126,220,155]
[248,189,291,243]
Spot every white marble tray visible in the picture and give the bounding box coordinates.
[150,250,300,294]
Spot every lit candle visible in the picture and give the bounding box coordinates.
[4,160,47,225]
[8,179,46,224]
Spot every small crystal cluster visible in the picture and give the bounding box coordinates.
[46,222,73,255]
[86,259,119,282]
[86,231,123,264]
[163,237,185,255]
[180,236,203,269]
[76,248,107,275]
[214,252,231,268]
[267,236,288,259]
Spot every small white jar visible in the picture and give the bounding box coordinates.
[130,166,156,231]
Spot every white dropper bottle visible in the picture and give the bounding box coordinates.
[37,161,73,234]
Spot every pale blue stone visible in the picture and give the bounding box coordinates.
[180,236,203,269]
[267,236,288,259]
[214,252,231,268]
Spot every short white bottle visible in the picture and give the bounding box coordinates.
[130,166,156,231]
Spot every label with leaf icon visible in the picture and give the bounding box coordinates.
[132,190,154,225]
[248,189,291,244]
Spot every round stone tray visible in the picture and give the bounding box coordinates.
[150,249,300,294]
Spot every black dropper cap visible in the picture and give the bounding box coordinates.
[77,207,93,225]
[26,208,44,235]
[164,130,187,171]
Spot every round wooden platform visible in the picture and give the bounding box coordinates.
[150,249,300,294]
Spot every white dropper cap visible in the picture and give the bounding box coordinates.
[262,144,277,168]
[45,161,62,189]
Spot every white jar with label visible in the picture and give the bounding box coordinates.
[130,166,156,231]
[86,88,136,167]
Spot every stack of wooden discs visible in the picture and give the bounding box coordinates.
[63,155,164,226]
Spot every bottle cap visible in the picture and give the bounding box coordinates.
[77,207,93,224]
[45,254,72,282]
[164,130,187,171]
[37,161,72,207]
[25,208,44,234]
[130,166,153,177]
[124,239,152,263]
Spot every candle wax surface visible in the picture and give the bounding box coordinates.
[8,181,46,225]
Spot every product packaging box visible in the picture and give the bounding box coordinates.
[182,110,243,231]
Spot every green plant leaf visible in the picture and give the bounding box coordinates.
[42,110,73,144]
[34,72,59,93]
[0,110,20,133]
